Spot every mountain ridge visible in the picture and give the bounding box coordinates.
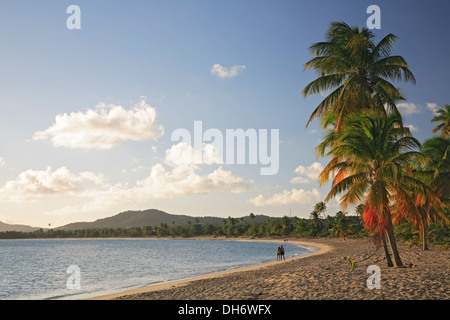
[0,221,41,232]
[56,209,275,231]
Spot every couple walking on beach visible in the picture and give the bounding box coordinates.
[276,245,285,261]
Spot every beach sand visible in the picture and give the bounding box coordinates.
[91,238,449,300]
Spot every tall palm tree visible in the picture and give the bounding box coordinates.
[302,21,415,130]
[314,201,327,219]
[309,211,322,229]
[431,104,450,137]
[318,111,430,267]
[406,136,450,250]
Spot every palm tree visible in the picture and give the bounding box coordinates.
[280,215,292,236]
[331,211,351,240]
[318,111,430,267]
[406,136,450,250]
[355,203,365,220]
[249,212,256,225]
[421,136,450,198]
[314,201,327,219]
[228,216,236,227]
[302,21,415,130]
[309,211,322,229]
[431,104,450,137]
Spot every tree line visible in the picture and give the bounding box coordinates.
[1,208,448,248]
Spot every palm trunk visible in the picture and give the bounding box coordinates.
[421,218,429,251]
[383,232,394,267]
[385,212,403,267]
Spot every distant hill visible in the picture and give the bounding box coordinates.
[0,221,40,232]
[58,209,274,231]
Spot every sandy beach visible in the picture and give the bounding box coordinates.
[91,237,449,300]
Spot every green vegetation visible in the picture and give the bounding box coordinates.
[431,104,450,137]
[302,21,449,266]
[347,257,356,270]
[1,208,448,249]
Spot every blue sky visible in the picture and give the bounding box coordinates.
[0,0,449,227]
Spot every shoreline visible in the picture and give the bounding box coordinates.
[90,237,449,300]
[89,237,332,300]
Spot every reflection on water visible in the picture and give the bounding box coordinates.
[0,238,316,300]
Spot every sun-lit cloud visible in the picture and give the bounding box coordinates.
[211,64,246,79]
[248,188,321,206]
[290,162,324,184]
[102,142,249,200]
[0,167,105,202]
[397,102,421,116]
[289,176,311,184]
[405,124,418,132]
[249,161,323,206]
[0,157,5,167]
[2,142,251,215]
[133,164,249,199]
[426,102,440,115]
[33,99,164,150]
[164,142,223,166]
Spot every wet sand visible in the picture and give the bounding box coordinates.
[91,237,449,300]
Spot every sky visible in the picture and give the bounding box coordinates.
[0,0,449,228]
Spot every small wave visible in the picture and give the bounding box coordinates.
[224,265,243,271]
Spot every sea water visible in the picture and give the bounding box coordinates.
[0,238,317,300]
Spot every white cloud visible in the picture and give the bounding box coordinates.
[164,142,223,166]
[426,102,439,115]
[397,102,420,116]
[405,124,418,132]
[289,176,311,184]
[248,188,321,206]
[290,162,324,184]
[51,160,250,215]
[0,167,105,202]
[249,161,323,207]
[33,99,164,150]
[3,142,250,214]
[0,157,5,167]
[211,64,246,79]
[133,163,249,199]
[126,142,247,199]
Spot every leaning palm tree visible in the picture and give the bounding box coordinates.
[431,104,450,137]
[318,111,431,267]
[302,21,415,130]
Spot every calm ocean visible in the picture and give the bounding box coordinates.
[0,238,317,300]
